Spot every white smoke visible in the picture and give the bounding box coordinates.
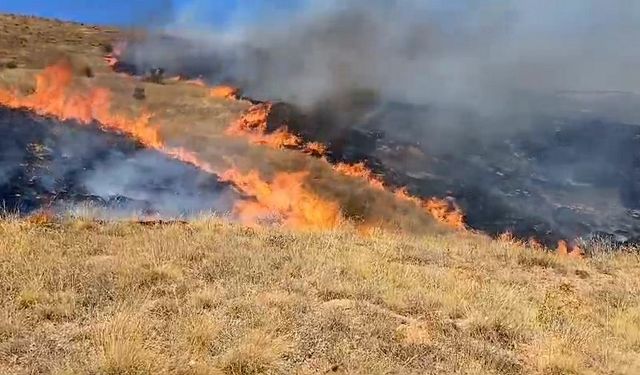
[134,0,640,117]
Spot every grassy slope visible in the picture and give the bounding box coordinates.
[0,219,639,374]
[1,14,640,375]
[0,13,443,234]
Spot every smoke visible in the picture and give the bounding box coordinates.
[113,1,640,244]
[124,0,640,117]
[81,149,235,218]
[0,107,235,218]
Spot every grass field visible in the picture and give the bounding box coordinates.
[2,13,640,375]
[1,218,639,374]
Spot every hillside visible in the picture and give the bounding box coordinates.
[0,13,639,375]
[0,13,450,234]
[0,219,639,374]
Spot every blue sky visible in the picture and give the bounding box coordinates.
[0,0,301,27]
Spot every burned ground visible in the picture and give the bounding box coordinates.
[0,107,235,217]
[227,95,640,247]
[110,32,640,246]
[0,12,639,375]
[4,13,640,247]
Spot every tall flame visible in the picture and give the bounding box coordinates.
[0,61,163,149]
[0,61,343,231]
[225,103,303,149]
[227,102,466,229]
[220,169,341,230]
[556,240,585,259]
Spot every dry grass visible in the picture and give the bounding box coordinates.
[0,13,121,71]
[0,13,446,234]
[0,218,638,374]
[1,13,640,374]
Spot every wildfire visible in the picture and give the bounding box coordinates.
[304,142,328,157]
[103,41,127,68]
[334,162,385,190]
[394,187,465,229]
[557,240,585,259]
[226,102,467,229]
[225,103,304,149]
[0,60,163,149]
[0,61,346,231]
[220,169,341,230]
[210,85,240,100]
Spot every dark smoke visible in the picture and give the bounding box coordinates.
[117,0,640,244]
[126,1,640,112]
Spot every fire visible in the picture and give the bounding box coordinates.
[334,162,385,190]
[225,103,331,157]
[0,60,219,177]
[395,187,466,229]
[220,169,341,230]
[210,85,240,100]
[225,103,303,149]
[104,41,127,68]
[500,233,584,256]
[304,142,328,157]
[226,103,467,229]
[557,240,585,259]
[0,61,463,232]
[0,61,344,231]
[0,60,163,149]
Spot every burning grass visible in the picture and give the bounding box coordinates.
[225,102,467,230]
[0,218,639,374]
[220,169,342,230]
[0,61,363,232]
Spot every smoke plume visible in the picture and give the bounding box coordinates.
[116,1,640,244]
[125,0,640,115]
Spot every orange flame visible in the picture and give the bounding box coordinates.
[226,103,332,157]
[210,85,240,100]
[304,142,328,157]
[556,240,585,259]
[0,61,345,231]
[220,169,341,230]
[334,162,385,190]
[1,61,463,232]
[0,61,218,177]
[225,103,304,149]
[395,187,465,229]
[104,41,127,68]
[0,61,164,149]
[227,103,467,229]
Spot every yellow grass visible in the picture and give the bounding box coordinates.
[0,218,639,374]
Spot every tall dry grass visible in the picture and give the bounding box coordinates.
[0,218,639,374]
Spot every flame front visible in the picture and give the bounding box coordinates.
[210,85,240,100]
[0,61,343,230]
[226,103,466,229]
[394,187,465,229]
[0,61,163,149]
[225,103,304,149]
[556,240,585,258]
[334,162,385,190]
[220,169,341,230]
